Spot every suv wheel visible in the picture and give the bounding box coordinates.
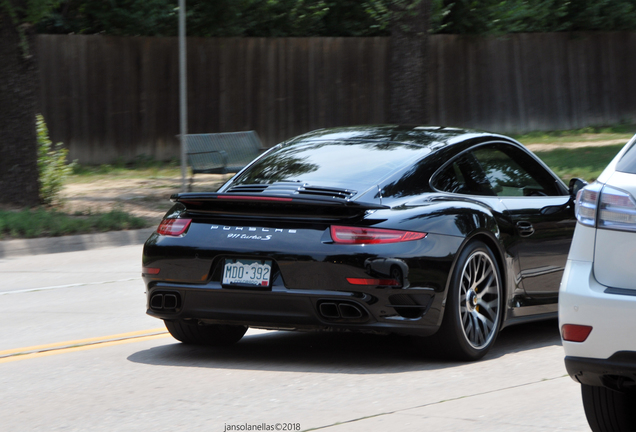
[582,384,636,432]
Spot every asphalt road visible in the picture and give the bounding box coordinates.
[0,245,591,431]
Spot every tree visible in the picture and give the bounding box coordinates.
[388,0,432,125]
[35,0,636,37]
[434,0,636,34]
[37,0,390,37]
[0,1,56,206]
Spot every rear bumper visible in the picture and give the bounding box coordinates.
[143,229,462,337]
[560,257,636,393]
[146,282,443,337]
[565,353,636,393]
[559,259,636,359]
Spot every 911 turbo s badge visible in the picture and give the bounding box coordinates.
[210,225,297,241]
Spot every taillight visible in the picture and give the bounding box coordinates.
[575,183,636,232]
[598,186,636,232]
[562,324,593,342]
[157,218,192,236]
[330,226,426,244]
[575,183,602,226]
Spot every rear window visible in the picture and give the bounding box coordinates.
[233,141,428,191]
[616,141,636,174]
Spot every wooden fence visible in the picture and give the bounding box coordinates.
[37,33,636,164]
[430,32,636,133]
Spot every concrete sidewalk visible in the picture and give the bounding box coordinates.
[0,228,155,259]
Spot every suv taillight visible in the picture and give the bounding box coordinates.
[598,186,636,232]
[575,183,636,232]
[575,183,601,227]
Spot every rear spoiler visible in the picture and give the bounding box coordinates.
[170,192,389,220]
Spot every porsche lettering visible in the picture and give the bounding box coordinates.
[211,226,296,234]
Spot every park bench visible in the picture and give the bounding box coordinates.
[184,131,266,188]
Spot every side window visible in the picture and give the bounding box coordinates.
[616,141,636,174]
[432,153,496,196]
[433,161,465,194]
[433,143,561,197]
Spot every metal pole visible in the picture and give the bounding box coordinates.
[179,0,187,192]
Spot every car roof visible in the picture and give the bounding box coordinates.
[285,125,503,150]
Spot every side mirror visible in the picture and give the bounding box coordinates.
[569,178,588,197]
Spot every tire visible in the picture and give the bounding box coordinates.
[164,319,247,346]
[582,384,636,432]
[427,240,503,361]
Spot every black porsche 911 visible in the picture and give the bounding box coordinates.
[142,125,578,361]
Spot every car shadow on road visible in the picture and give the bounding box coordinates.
[127,318,561,374]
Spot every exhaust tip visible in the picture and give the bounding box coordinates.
[163,294,178,309]
[319,302,340,319]
[150,294,164,309]
[149,291,181,311]
[317,300,368,322]
[338,303,363,319]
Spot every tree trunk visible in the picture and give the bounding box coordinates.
[389,0,431,125]
[0,12,40,206]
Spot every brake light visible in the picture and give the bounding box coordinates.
[330,226,426,244]
[157,218,192,236]
[562,324,593,342]
[218,195,293,202]
[347,278,400,286]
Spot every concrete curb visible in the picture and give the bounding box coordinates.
[0,228,156,259]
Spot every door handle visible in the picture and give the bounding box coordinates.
[516,221,535,237]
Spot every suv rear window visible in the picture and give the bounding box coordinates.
[616,141,636,174]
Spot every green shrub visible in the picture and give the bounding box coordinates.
[0,208,150,239]
[37,114,74,204]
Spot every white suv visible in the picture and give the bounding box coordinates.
[560,136,636,431]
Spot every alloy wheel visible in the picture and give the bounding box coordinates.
[458,251,501,349]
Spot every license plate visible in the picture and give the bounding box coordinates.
[223,259,272,286]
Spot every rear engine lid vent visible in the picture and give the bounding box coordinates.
[227,183,357,200]
[265,182,306,195]
[227,182,303,195]
[298,185,357,200]
[226,184,269,194]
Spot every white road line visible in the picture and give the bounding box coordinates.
[0,278,140,295]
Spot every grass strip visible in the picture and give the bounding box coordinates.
[535,144,625,182]
[512,124,636,145]
[0,208,151,240]
[69,156,181,180]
